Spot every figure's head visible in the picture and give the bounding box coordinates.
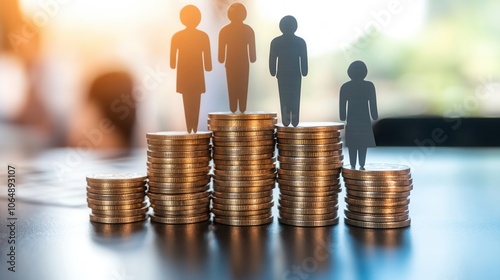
[228,3,247,22]
[279,15,297,35]
[348,60,368,80]
[180,5,201,28]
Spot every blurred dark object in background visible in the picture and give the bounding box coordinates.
[374,117,500,147]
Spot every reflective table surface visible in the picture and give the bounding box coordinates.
[1,147,500,280]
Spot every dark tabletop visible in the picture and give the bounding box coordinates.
[1,147,500,280]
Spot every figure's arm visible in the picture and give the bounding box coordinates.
[300,39,308,76]
[269,40,277,77]
[218,30,226,64]
[248,28,256,63]
[170,36,177,69]
[339,84,347,121]
[368,82,378,120]
[204,34,212,71]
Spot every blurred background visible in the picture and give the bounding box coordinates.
[1,0,500,155]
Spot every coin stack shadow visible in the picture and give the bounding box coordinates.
[276,122,345,227]
[342,164,413,229]
[208,112,277,226]
[146,132,212,224]
[86,174,149,224]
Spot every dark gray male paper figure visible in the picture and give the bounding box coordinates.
[218,3,256,113]
[269,15,308,127]
[339,61,378,169]
[170,5,212,133]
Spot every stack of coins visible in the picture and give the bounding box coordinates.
[342,163,412,229]
[86,173,148,224]
[146,132,212,224]
[208,112,277,226]
[276,122,345,227]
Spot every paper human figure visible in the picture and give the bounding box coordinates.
[339,61,378,169]
[218,3,256,113]
[170,5,212,133]
[269,15,308,127]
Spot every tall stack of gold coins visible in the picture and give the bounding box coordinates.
[146,132,211,224]
[208,112,277,226]
[276,122,345,227]
[86,174,149,224]
[342,164,412,229]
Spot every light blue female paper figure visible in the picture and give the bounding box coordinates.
[170,5,212,133]
[339,61,378,169]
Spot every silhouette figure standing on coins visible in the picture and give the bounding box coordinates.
[170,5,212,133]
[218,3,256,113]
[339,61,378,169]
[269,15,308,127]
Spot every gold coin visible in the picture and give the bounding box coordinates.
[208,124,276,132]
[344,217,411,229]
[88,202,148,211]
[208,112,277,120]
[214,163,276,171]
[86,173,147,184]
[86,181,146,188]
[147,191,210,201]
[87,197,145,206]
[147,138,210,146]
[150,214,210,224]
[279,150,342,158]
[279,194,335,202]
[148,175,210,183]
[346,189,411,199]
[214,213,272,221]
[342,173,412,181]
[151,203,210,212]
[345,197,409,207]
[344,178,413,187]
[148,180,210,188]
[147,144,209,152]
[344,183,413,192]
[277,143,343,152]
[279,212,337,221]
[278,156,343,165]
[213,130,275,137]
[212,153,273,161]
[278,205,338,215]
[276,122,344,132]
[147,150,211,158]
[344,210,409,223]
[153,207,209,217]
[278,179,340,188]
[213,185,275,193]
[278,173,339,182]
[279,163,342,171]
[213,178,275,188]
[213,216,273,226]
[211,208,271,217]
[213,174,276,182]
[277,169,340,177]
[147,156,211,164]
[342,163,410,176]
[279,200,337,209]
[148,185,210,195]
[279,188,338,197]
[213,140,275,147]
[276,131,340,140]
[212,202,274,211]
[91,206,150,217]
[147,171,209,179]
[277,138,341,145]
[87,192,145,200]
[86,186,147,195]
[148,166,210,174]
[146,131,211,140]
[147,162,208,169]
[213,135,275,142]
[347,205,409,214]
[208,118,277,127]
[278,217,339,227]
[149,196,209,206]
[213,158,276,166]
[213,146,274,156]
[212,190,273,199]
[90,214,148,224]
[213,168,275,177]
[211,196,273,205]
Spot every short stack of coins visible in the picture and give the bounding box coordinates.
[208,112,277,226]
[342,163,412,229]
[86,173,149,224]
[276,122,345,227]
[146,132,212,224]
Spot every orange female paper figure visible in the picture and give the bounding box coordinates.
[339,61,378,169]
[170,5,212,133]
[218,3,256,113]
